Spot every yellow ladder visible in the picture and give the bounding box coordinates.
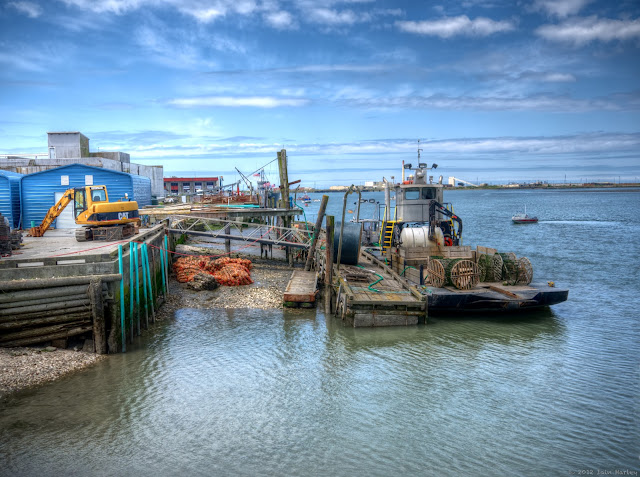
[379,206,397,251]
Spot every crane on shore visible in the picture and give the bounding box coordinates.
[448,177,478,187]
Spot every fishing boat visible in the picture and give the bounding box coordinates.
[336,158,567,316]
[512,207,538,224]
[299,194,311,204]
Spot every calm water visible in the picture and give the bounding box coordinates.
[1,189,639,476]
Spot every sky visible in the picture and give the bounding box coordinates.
[0,0,639,187]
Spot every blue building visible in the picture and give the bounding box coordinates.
[21,164,151,229]
[0,170,23,229]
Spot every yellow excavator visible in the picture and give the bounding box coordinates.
[28,185,141,242]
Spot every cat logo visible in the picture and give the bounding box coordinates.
[118,212,129,220]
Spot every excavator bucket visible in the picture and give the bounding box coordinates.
[27,226,45,237]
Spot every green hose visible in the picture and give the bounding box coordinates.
[400,266,417,276]
[295,206,311,234]
[368,273,384,293]
[358,265,384,293]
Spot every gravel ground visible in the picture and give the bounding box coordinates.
[1,245,295,399]
[0,347,106,399]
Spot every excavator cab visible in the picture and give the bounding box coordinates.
[74,188,86,218]
[72,186,106,218]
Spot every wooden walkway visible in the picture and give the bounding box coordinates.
[283,270,318,307]
[334,253,427,327]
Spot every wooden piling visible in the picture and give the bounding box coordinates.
[304,195,329,271]
[325,215,334,287]
[224,223,231,254]
[89,278,107,354]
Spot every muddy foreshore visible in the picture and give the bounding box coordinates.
[1,245,295,400]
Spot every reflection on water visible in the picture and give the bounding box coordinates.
[1,306,637,476]
[1,188,639,476]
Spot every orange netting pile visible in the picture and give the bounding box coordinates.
[173,256,253,286]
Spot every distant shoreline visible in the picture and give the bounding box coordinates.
[305,183,640,193]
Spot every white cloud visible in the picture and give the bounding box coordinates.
[58,0,144,15]
[264,10,296,30]
[58,0,254,20]
[134,25,214,69]
[168,96,310,108]
[541,72,576,82]
[307,8,361,25]
[396,16,515,38]
[331,87,628,112]
[533,0,591,18]
[182,7,225,23]
[7,1,43,18]
[536,16,640,45]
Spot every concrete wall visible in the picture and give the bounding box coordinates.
[91,151,131,164]
[129,164,164,198]
[47,132,90,159]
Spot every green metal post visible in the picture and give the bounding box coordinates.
[159,240,167,297]
[164,235,170,295]
[133,241,141,334]
[143,243,156,322]
[118,244,125,353]
[129,241,134,333]
[140,242,149,329]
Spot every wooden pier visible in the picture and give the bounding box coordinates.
[283,270,318,308]
[333,252,427,327]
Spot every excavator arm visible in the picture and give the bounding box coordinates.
[28,189,75,237]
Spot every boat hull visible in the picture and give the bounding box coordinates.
[426,282,568,314]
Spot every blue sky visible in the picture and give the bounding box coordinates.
[1,0,639,186]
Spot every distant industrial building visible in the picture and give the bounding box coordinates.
[164,177,222,195]
[0,132,164,198]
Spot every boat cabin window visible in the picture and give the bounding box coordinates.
[421,188,437,200]
[404,188,420,200]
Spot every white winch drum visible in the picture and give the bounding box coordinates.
[400,226,431,248]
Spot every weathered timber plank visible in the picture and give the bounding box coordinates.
[1,325,93,348]
[283,270,318,302]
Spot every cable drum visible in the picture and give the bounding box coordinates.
[333,222,362,265]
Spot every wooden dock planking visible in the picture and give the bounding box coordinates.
[283,270,318,306]
[334,258,427,327]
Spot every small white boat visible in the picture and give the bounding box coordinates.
[512,206,538,224]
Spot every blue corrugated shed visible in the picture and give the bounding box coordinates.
[0,170,23,229]
[21,164,151,228]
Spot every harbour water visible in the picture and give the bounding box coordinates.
[1,188,639,476]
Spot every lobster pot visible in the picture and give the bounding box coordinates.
[425,258,446,288]
[439,258,480,290]
[478,253,505,282]
[499,253,533,285]
[478,254,491,281]
[333,222,362,265]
